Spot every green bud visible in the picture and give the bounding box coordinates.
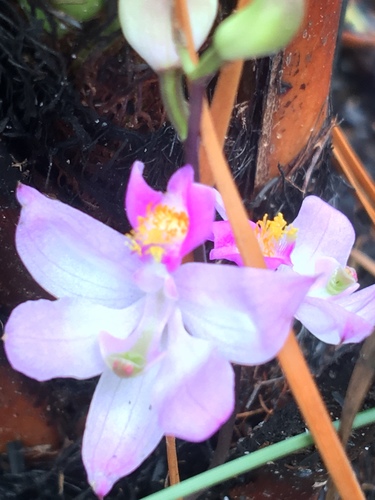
[51,0,103,22]
[188,0,305,81]
[214,0,305,61]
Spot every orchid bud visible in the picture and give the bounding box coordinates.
[189,0,305,81]
[214,0,305,61]
[118,0,218,72]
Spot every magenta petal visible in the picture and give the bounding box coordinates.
[210,220,243,265]
[154,310,234,441]
[174,263,315,364]
[16,184,143,308]
[125,161,163,228]
[83,368,164,498]
[4,298,129,380]
[180,171,215,258]
[296,293,374,345]
[292,196,355,271]
[166,164,194,195]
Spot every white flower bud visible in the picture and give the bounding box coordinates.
[118,0,218,72]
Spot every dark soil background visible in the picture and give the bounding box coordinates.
[1,1,375,498]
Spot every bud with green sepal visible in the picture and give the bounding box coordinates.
[189,0,305,81]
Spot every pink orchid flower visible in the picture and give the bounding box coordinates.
[211,195,375,345]
[3,162,314,498]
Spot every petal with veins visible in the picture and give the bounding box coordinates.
[16,184,142,308]
[4,297,144,381]
[175,263,315,364]
[292,196,355,273]
[295,294,374,345]
[83,367,164,498]
[154,309,234,441]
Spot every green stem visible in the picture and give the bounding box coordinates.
[187,47,223,82]
[141,407,375,500]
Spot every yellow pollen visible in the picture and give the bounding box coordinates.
[127,203,189,262]
[255,213,297,257]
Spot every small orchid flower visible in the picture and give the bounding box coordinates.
[4,162,314,498]
[210,195,375,345]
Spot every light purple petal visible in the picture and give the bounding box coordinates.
[296,293,374,345]
[83,367,164,498]
[337,284,375,322]
[16,184,143,308]
[154,309,234,441]
[4,297,144,381]
[292,196,355,272]
[125,161,163,228]
[174,263,315,364]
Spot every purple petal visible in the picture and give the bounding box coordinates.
[292,196,355,272]
[16,184,143,308]
[210,220,242,265]
[210,221,295,270]
[296,292,374,344]
[4,298,144,381]
[154,310,234,441]
[83,368,164,498]
[174,263,315,364]
[125,161,163,228]
[180,169,216,258]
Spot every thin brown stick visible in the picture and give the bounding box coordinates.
[199,60,244,186]
[166,435,181,488]
[332,125,375,226]
[199,0,249,185]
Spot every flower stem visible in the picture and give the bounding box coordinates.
[184,80,205,179]
[159,69,188,141]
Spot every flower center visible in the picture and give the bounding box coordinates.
[326,265,358,295]
[107,351,145,377]
[254,213,297,257]
[127,202,189,263]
